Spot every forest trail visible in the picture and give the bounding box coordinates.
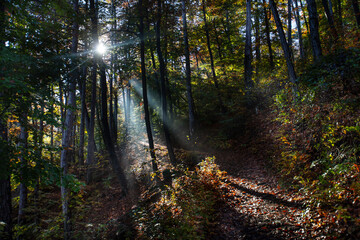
[207,130,325,239]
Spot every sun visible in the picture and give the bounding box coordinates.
[96,42,107,55]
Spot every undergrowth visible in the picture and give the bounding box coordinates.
[133,157,227,240]
[271,49,360,238]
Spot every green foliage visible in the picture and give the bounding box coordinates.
[272,49,360,237]
[133,157,226,240]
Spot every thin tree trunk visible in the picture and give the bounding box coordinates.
[99,60,128,194]
[244,0,254,92]
[202,0,225,112]
[337,0,342,27]
[78,64,87,165]
[269,0,298,92]
[87,0,98,184]
[255,0,261,80]
[60,1,79,238]
[300,0,310,33]
[352,0,360,27]
[182,0,196,144]
[294,0,305,59]
[0,1,12,238]
[263,0,275,69]
[306,0,322,60]
[139,0,159,172]
[156,0,176,165]
[17,113,28,234]
[288,0,293,58]
[322,0,338,40]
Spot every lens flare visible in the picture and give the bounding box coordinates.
[96,43,107,55]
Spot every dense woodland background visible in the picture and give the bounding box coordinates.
[1,0,360,239]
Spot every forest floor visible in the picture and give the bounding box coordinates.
[56,112,340,239]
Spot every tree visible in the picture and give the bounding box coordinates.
[352,0,360,27]
[294,0,305,59]
[269,0,298,91]
[59,1,79,238]
[182,0,196,144]
[306,0,322,60]
[244,0,254,92]
[0,0,12,238]
[263,0,275,69]
[138,0,159,173]
[156,0,176,165]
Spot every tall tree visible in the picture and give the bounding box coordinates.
[60,1,79,238]
[156,0,176,165]
[269,0,298,91]
[263,0,275,69]
[202,0,225,112]
[322,0,338,40]
[244,0,254,92]
[306,0,322,60]
[182,0,196,144]
[352,0,360,27]
[17,113,28,238]
[87,0,98,184]
[138,0,159,173]
[294,0,305,59]
[288,0,293,58]
[0,0,12,239]
[99,59,128,193]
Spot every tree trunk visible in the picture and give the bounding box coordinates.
[269,0,298,91]
[99,61,128,194]
[87,0,98,184]
[156,0,176,165]
[202,0,225,112]
[352,0,360,27]
[299,0,310,34]
[255,0,261,80]
[294,0,305,59]
[336,0,342,27]
[0,1,12,238]
[244,0,254,92]
[139,0,159,172]
[288,0,293,58]
[60,1,79,238]
[182,0,196,144]
[17,114,28,235]
[306,0,322,60]
[322,0,338,40]
[78,64,87,165]
[263,0,275,69]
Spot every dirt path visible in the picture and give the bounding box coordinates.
[208,145,324,240]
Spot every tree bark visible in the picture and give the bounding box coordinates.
[306,0,322,60]
[244,0,254,92]
[202,0,225,112]
[263,0,275,69]
[17,113,28,236]
[352,0,360,27]
[255,0,261,80]
[182,0,196,144]
[99,60,128,194]
[0,1,12,238]
[60,1,79,238]
[87,0,98,184]
[269,0,298,91]
[288,0,293,58]
[139,0,159,172]
[322,0,338,40]
[78,64,87,165]
[294,0,305,59]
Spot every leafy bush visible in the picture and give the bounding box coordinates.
[133,157,226,239]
